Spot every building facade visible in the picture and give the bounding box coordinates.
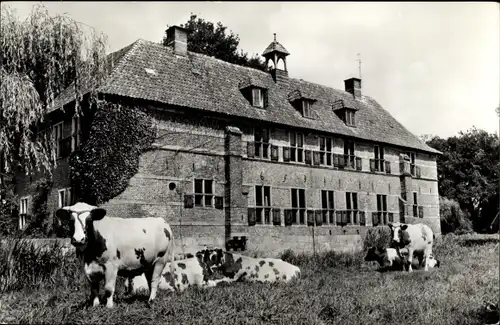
[14,26,441,255]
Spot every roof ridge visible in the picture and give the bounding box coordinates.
[101,39,145,90]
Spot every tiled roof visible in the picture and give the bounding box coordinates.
[262,41,290,56]
[53,39,440,155]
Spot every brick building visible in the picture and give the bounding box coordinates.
[14,26,441,255]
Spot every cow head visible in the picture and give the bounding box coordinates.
[388,222,411,248]
[196,248,225,274]
[364,246,384,262]
[55,202,107,247]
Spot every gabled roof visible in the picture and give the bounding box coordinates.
[53,39,440,155]
[262,40,290,56]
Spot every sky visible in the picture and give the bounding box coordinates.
[4,1,500,138]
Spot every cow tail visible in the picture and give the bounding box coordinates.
[168,232,176,288]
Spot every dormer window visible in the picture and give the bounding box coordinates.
[345,110,355,126]
[302,100,312,118]
[252,88,264,108]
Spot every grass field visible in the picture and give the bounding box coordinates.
[0,232,498,325]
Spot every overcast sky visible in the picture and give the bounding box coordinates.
[5,1,499,138]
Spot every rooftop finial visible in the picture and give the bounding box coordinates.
[274,33,276,42]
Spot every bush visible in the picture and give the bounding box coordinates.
[440,197,473,234]
[363,226,392,250]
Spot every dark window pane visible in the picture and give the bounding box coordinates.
[263,144,269,159]
[256,208,263,223]
[291,189,297,208]
[353,193,358,210]
[322,191,327,209]
[320,137,325,150]
[346,193,352,210]
[328,191,334,209]
[327,138,332,151]
[290,133,296,146]
[382,196,387,211]
[377,195,381,211]
[263,128,269,142]
[204,180,213,194]
[255,128,262,141]
[195,195,203,206]
[298,149,303,162]
[299,189,305,208]
[297,134,303,147]
[195,179,203,194]
[256,186,262,206]
[205,195,213,207]
[299,210,305,224]
[264,186,271,206]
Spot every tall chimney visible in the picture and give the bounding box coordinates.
[165,25,188,56]
[344,77,362,99]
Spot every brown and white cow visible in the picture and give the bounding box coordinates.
[365,246,440,271]
[199,248,301,284]
[125,251,218,294]
[388,222,434,272]
[55,202,175,308]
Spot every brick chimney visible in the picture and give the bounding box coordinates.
[344,77,362,99]
[165,25,188,56]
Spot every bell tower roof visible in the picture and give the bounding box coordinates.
[262,33,290,57]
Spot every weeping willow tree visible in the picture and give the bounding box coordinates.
[0,4,109,178]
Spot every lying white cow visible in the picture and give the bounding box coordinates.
[199,248,301,284]
[364,246,440,271]
[388,222,434,272]
[125,252,218,294]
[55,202,175,308]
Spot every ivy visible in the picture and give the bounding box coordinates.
[69,101,155,205]
[23,177,53,238]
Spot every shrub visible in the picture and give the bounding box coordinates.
[363,226,392,250]
[440,197,473,234]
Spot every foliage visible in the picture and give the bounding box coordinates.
[163,14,266,71]
[69,101,155,205]
[425,127,500,231]
[439,196,472,235]
[363,226,392,249]
[0,3,108,177]
[21,177,53,238]
[0,234,498,324]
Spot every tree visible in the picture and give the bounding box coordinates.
[0,4,108,178]
[162,14,266,71]
[425,127,500,231]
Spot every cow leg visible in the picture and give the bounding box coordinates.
[406,248,414,272]
[89,279,100,307]
[423,247,433,271]
[148,261,166,302]
[103,266,118,309]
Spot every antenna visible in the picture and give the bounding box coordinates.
[357,53,362,79]
[274,33,276,42]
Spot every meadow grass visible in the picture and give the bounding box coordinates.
[0,232,498,325]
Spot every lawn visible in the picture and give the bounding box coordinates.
[0,232,498,325]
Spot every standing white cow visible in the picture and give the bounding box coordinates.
[388,222,434,272]
[55,202,175,308]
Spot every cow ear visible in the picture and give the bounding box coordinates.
[401,224,408,231]
[55,208,73,221]
[388,223,393,229]
[90,208,107,221]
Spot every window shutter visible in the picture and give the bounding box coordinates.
[372,212,379,226]
[247,141,255,158]
[283,147,291,162]
[336,211,342,226]
[313,151,321,166]
[307,210,315,226]
[305,150,312,165]
[416,166,421,178]
[214,196,224,210]
[284,209,293,226]
[315,210,322,226]
[356,157,362,171]
[369,159,376,172]
[271,145,279,161]
[272,208,281,226]
[184,195,194,209]
[248,208,256,226]
[385,160,391,174]
[359,211,366,226]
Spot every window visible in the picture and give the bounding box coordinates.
[302,100,312,118]
[58,188,73,208]
[407,152,416,176]
[321,190,335,224]
[194,179,214,207]
[254,127,270,159]
[19,197,29,230]
[291,188,306,225]
[413,192,418,217]
[346,192,358,224]
[374,145,385,172]
[319,136,333,166]
[252,88,264,108]
[289,132,304,163]
[344,139,355,169]
[71,116,81,151]
[376,194,388,225]
[53,122,64,157]
[345,110,355,126]
[255,185,272,225]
